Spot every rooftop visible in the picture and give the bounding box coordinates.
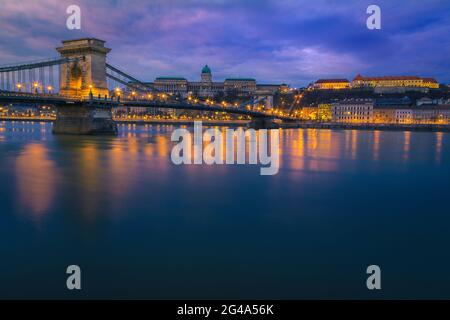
[374,97,412,107]
[374,104,450,110]
[61,38,106,44]
[201,65,211,74]
[316,79,350,83]
[423,78,438,83]
[353,74,437,82]
[337,98,373,105]
[155,77,187,81]
[225,78,256,82]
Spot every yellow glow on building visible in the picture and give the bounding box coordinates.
[300,107,317,120]
[332,100,374,123]
[318,104,332,121]
[313,79,350,90]
[352,74,439,89]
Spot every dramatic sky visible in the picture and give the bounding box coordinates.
[0,0,449,86]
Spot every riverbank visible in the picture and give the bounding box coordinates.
[285,122,450,132]
[0,117,249,127]
[2,117,450,132]
[0,117,54,122]
[114,118,250,127]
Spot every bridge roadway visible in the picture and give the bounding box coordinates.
[0,91,297,121]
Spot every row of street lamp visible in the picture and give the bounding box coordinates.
[17,84,297,118]
[13,82,53,94]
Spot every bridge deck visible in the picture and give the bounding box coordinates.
[0,91,297,121]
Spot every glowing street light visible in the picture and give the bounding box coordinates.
[47,85,53,94]
[16,83,22,92]
[33,82,39,94]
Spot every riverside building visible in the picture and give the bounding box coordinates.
[331,99,374,123]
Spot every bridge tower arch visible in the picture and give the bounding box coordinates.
[56,38,111,98]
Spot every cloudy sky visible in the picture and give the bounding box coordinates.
[0,0,449,86]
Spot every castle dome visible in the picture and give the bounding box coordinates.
[201,65,211,74]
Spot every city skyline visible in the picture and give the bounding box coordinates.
[0,0,450,87]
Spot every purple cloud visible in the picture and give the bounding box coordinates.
[0,0,449,86]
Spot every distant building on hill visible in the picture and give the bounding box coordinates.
[312,79,350,90]
[129,65,285,98]
[352,74,439,91]
[310,75,440,93]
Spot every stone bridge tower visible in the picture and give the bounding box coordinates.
[56,38,111,98]
[53,38,117,135]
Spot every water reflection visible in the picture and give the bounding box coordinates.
[3,122,450,299]
[373,131,380,161]
[351,130,358,160]
[78,143,102,221]
[15,143,58,220]
[436,132,443,164]
[403,131,411,161]
[287,129,343,172]
[5,123,450,224]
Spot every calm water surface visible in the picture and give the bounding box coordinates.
[0,121,449,299]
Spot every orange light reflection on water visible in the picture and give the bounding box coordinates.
[15,143,58,220]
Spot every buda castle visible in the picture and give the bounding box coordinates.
[149,65,285,98]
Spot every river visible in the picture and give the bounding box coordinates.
[0,121,449,298]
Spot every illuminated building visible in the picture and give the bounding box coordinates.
[411,105,450,124]
[373,97,412,123]
[374,107,398,123]
[224,78,257,93]
[422,78,440,89]
[352,74,439,89]
[137,66,284,98]
[153,77,188,95]
[201,64,212,83]
[313,79,350,90]
[395,108,414,124]
[300,107,317,120]
[317,104,332,121]
[188,65,225,97]
[332,99,373,123]
[373,99,450,124]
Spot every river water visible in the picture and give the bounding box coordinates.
[0,121,449,298]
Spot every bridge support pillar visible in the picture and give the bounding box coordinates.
[247,118,280,129]
[52,105,117,135]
